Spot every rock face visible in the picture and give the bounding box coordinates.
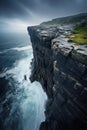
[28,24,87,130]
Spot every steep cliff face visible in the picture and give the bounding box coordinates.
[28,24,87,130]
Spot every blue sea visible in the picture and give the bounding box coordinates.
[0,32,47,130]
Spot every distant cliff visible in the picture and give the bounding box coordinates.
[41,13,87,26]
[28,13,87,130]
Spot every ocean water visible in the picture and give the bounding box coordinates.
[0,32,47,130]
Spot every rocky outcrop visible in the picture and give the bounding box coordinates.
[28,24,87,130]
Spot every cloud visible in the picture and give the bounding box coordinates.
[0,0,87,24]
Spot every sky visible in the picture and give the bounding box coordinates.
[0,0,87,32]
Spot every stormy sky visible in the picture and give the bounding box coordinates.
[0,0,87,32]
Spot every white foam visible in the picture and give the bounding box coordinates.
[0,45,32,54]
[12,45,32,51]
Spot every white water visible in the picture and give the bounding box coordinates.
[0,47,47,130]
[0,45,32,54]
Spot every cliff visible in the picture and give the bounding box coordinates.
[28,15,87,130]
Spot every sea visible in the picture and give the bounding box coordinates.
[0,32,47,130]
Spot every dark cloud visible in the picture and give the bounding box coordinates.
[0,0,31,18]
[0,0,87,24]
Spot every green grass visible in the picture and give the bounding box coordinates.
[68,24,87,45]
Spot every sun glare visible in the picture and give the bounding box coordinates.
[8,20,30,33]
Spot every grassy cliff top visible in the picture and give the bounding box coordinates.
[40,13,87,45]
[68,23,87,45]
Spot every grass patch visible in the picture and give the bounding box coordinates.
[68,24,87,45]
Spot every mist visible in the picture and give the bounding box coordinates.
[0,0,87,33]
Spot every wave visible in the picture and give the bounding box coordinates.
[0,50,33,79]
[0,45,32,54]
[0,49,47,130]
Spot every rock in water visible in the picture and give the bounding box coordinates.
[24,75,27,80]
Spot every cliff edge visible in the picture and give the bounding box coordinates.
[28,14,87,130]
